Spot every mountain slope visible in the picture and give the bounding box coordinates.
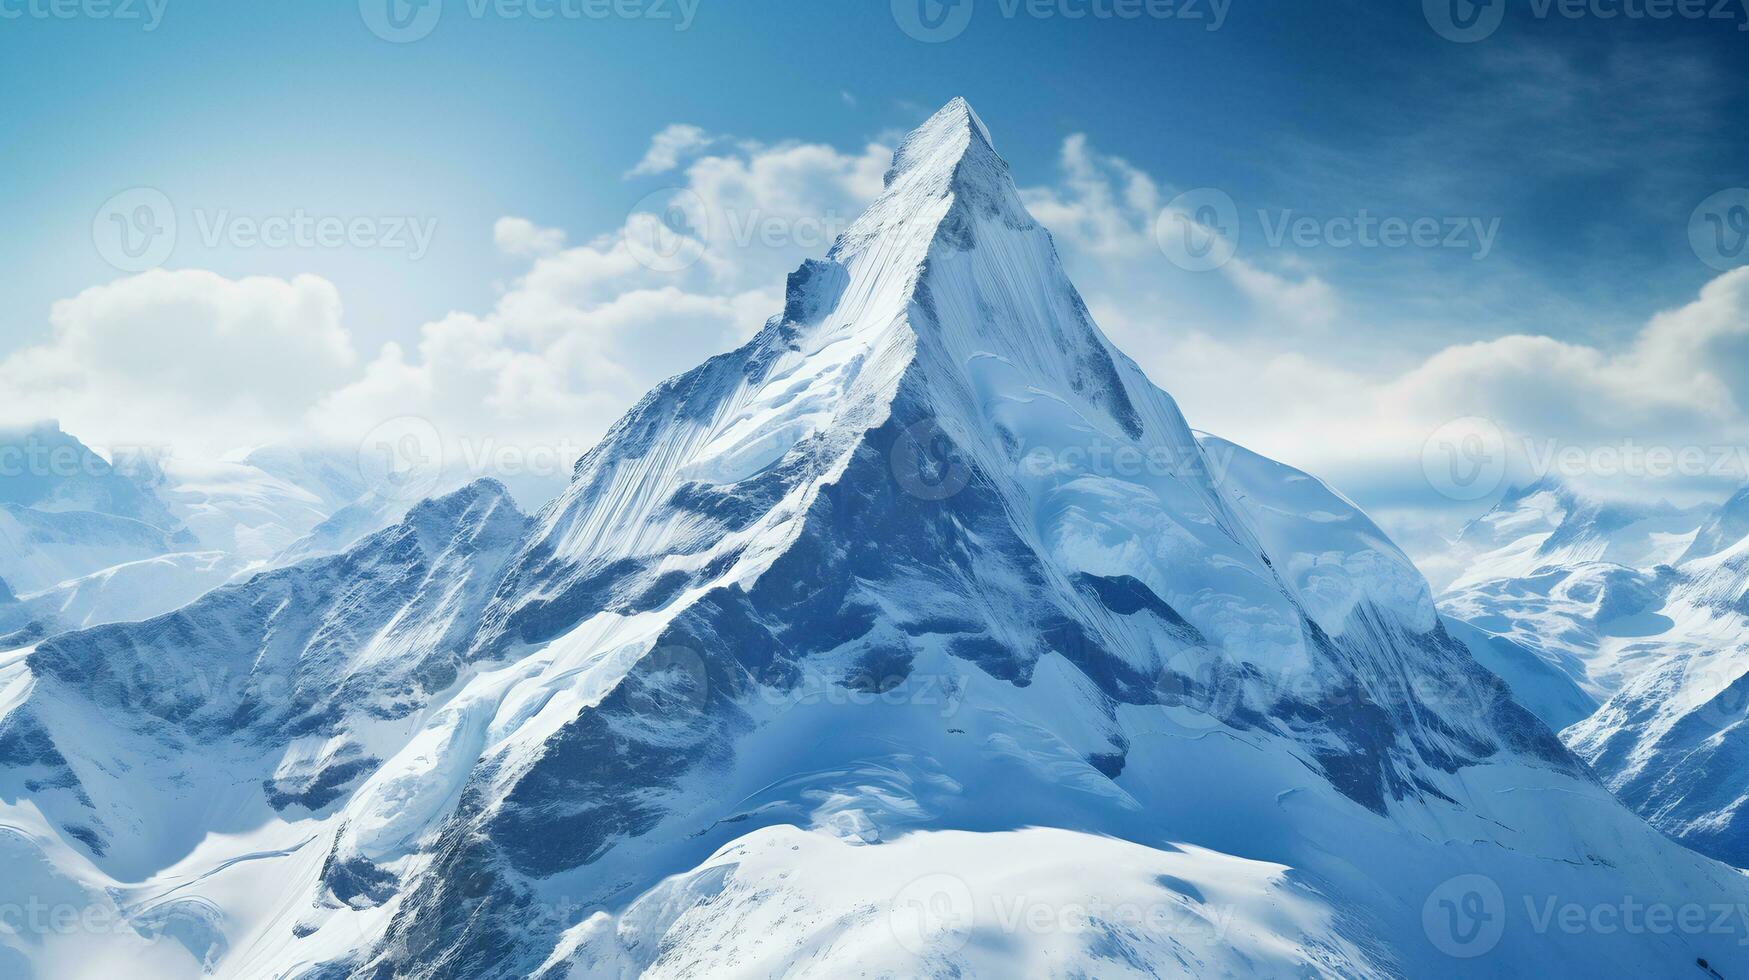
[1438,475,1749,867]
[5,100,1748,979]
[1559,510,1749,867]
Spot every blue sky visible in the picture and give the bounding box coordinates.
[3,0,1747,548]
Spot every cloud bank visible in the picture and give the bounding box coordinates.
[6,122,1745,537]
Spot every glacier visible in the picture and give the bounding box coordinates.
[4,99,1749,978]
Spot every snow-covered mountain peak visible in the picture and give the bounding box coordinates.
[1680,482,1749,564]
[829,97,1033,268]
[1436,473,1749,866]
[11,102,1749,979]
[874,96,997,196]
[1442,474,1707,593]
[403,477,515,536]
[514,97,1144,580]
[1496,472,1572,505]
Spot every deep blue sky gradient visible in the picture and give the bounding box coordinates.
[4,0,1743,355]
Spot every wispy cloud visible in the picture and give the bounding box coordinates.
[493,216,566,258]
[625,123,715,178]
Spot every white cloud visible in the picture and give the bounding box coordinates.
[8,121,1747,536]
[679,140,889,287]
[1020,134,1336,331]
[1222,258,1340,330]
[1379,269,1749,448]
[0,270,355,454]
[1005,135,1749,518]
[1116,269,1749,525]
[1021,134,1159,258]
[493,216,567,258]
[624,123,714,178]
[0,128,894,480]
[307,133,891,463]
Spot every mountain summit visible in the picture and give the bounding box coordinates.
[4,100,1748,979]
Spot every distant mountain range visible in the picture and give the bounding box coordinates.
[0,422,420,642]
[1440,475,1749,867]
